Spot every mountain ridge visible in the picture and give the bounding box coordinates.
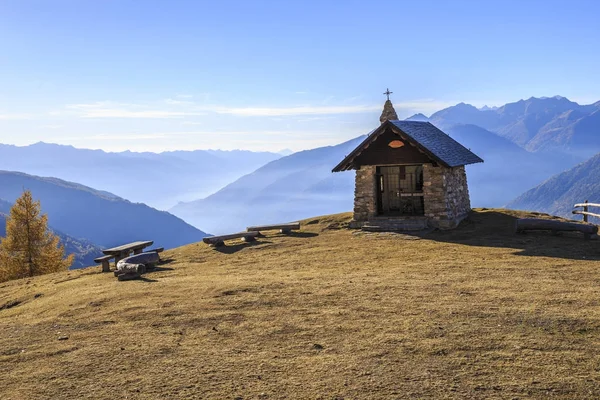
[507,152,600,223]
[429,96,600,155]
[0,170,208,249]
[0,143,281,209]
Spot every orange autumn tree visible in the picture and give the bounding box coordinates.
[0,190,73,282]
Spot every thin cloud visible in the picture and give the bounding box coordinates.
[80,109,207,119]
[62,98,458,120]
[206,104,380,116]
[66,102,207,119]
[206,99,457,117]
[67,101,142,109]
[394,100,457,113]
[65,101,382,118]
[343,95,363,103]
[0,113,34,120]
[294,116,334,122]
[40,124,63,129]
[165,98,195,105]
[56,129,346,142]
[180,121,203,126]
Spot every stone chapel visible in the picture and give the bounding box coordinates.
[332,96,483,230]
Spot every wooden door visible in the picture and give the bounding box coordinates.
[377,165,424,216]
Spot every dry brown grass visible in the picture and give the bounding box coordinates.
[2,209,600,399]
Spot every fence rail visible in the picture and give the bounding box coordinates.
[572,200,600,221]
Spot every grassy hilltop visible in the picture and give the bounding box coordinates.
[1,209,600,399]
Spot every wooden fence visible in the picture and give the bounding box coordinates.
[572,200,600,222]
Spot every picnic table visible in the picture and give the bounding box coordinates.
[103,240,154,257]
[95,241,154,272]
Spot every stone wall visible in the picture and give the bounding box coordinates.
[352,163,471,229]
[423,164,470,229]
[441,166,471,228]
[352,166,377,225]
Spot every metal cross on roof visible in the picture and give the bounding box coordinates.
[383,88,393,100]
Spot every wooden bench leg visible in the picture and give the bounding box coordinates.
[101,260,110,273]
[210,241,225,248]
[115,251,128,267]
[280,228,291,234]
[243,235,256,242]
[133,248,143,255]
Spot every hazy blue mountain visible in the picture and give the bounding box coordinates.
[494,96,586,147]
[444,124,580,207]
[429,96,600,156]
[0,199,103,269]
[277,149,295,156]
[406,113,429,122]
[170,136,364,234]
[507,153,600,224]
[0,171,208,249]
[527,109,600,153]
[430,102,499,130]
[0,199,12,214]
[0,143,280,209]
[51,230,105,269]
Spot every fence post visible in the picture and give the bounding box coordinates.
[584,199,589,223]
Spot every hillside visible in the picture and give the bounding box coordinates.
[428,96,600,156]
[508,152,600,223]
[2,209,600,398]
[0,171,208,249]
[171,123,578,234]
[0,143,280,209]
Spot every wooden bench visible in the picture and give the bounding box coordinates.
[145,247,164,260]
[246,222,300,234]
[516,218,598,240]
[202,231,260,247]
[94,254,114,273]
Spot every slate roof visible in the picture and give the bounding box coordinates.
[332,120,483,172]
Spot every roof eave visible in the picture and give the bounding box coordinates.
[332,120,485,172]
[331,123,388,172]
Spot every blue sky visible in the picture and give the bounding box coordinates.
[0,0,599,152]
